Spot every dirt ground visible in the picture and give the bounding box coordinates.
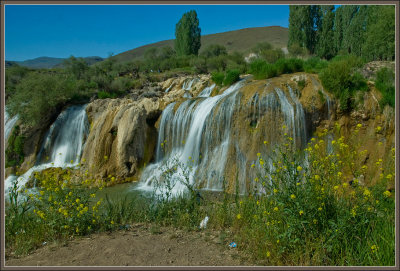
[5,223,253,267]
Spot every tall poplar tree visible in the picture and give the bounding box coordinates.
[316,5,335,59]
[175,10,201,56]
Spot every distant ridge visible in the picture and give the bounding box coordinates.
[6,56,104,69]
[113,26,288,62]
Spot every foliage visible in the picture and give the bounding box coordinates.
[362,6,395,61]
[249,59,276,80]
[5,65,31,98]
[211,71,225,86]
[223,69,240,86]
[175,10,201,56]
[63,56,89,80]
[249,58,303,80]
[233,126,395,265]
[5,125,25,168]
[5,167,104,255]
[303,57,328,73]
[6,72,95,127]
[289,5,395,61]
[200,44,227,58]
[316,5,335,60]
[319,55,366,112]
[375,67,395,108]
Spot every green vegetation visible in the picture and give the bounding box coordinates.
[175,10,201,56]
[375,67,395,108]
[223,69,240,86]
[249,58,304,80]
[318,55,367,112]
[5,125,25,168]
[6,126,395,265]
[289,5,395,61]
[211,71,225,86]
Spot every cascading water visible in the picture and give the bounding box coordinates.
[138,81,243,195]
[197,84,215,98]
[139,77,331,196]
[4,105,89,193]
[4,108,19,141]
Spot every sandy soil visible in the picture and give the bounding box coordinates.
[5,223,253,267]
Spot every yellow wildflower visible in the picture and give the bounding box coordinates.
[290,194,296,199]
[383,190,391,197]
[236,214,241,220]
[273,207,278,212]
[299,210,304,216]
[297,166,302,171]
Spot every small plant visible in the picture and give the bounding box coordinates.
[223,69,240,86]
[375,67,395,108]
[211,71,225,86]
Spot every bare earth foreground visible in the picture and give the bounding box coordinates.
[6,223,252,266]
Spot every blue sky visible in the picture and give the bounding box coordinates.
[5,5,289,61]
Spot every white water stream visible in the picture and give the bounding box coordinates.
[4,105,89,193]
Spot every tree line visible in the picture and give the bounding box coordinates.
[288,5,395,61]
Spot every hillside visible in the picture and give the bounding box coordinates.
[113,26,288,63]
[6,56,104,69]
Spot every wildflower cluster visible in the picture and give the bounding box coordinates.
[29,167,102,236]
[233,124,395,265]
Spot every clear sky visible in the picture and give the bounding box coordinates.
[5,5,289,61]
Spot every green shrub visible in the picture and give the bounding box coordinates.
[375,67,395,108]
[97,91,118,99]
[207,55,227,72]
[260,48,285,63]
[223,69,240,86]
[211,71,225,86]
[304,57,328,73]
[200,44,227,58]
[110,77,132,93]
[5,126,25,168]
[249,59,276,79]
[319,55,367,111]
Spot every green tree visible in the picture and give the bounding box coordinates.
[316,5,335,59]
[63,56,89,80]
[362,6,395,61]
[288,5,320,55]
[175,10,201,56]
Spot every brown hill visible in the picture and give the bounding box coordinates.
[113,26,288,63]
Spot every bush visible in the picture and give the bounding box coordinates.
[5,125,25,168]
[97,91,118,99]
[249,59,276,79]
[260,48,285,64]
[223,69,240,86]
[304,57,328,73]
[211,71,225,86]
[200,44,227,58]
[207,55,227,72]
[375,67,395,108]
[319,55,367,111]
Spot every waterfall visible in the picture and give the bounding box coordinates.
[4,105,89,193]
[139,80,318,196]
[4,109,19,141]
[138,81,243,195]
[198,84,216,98]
